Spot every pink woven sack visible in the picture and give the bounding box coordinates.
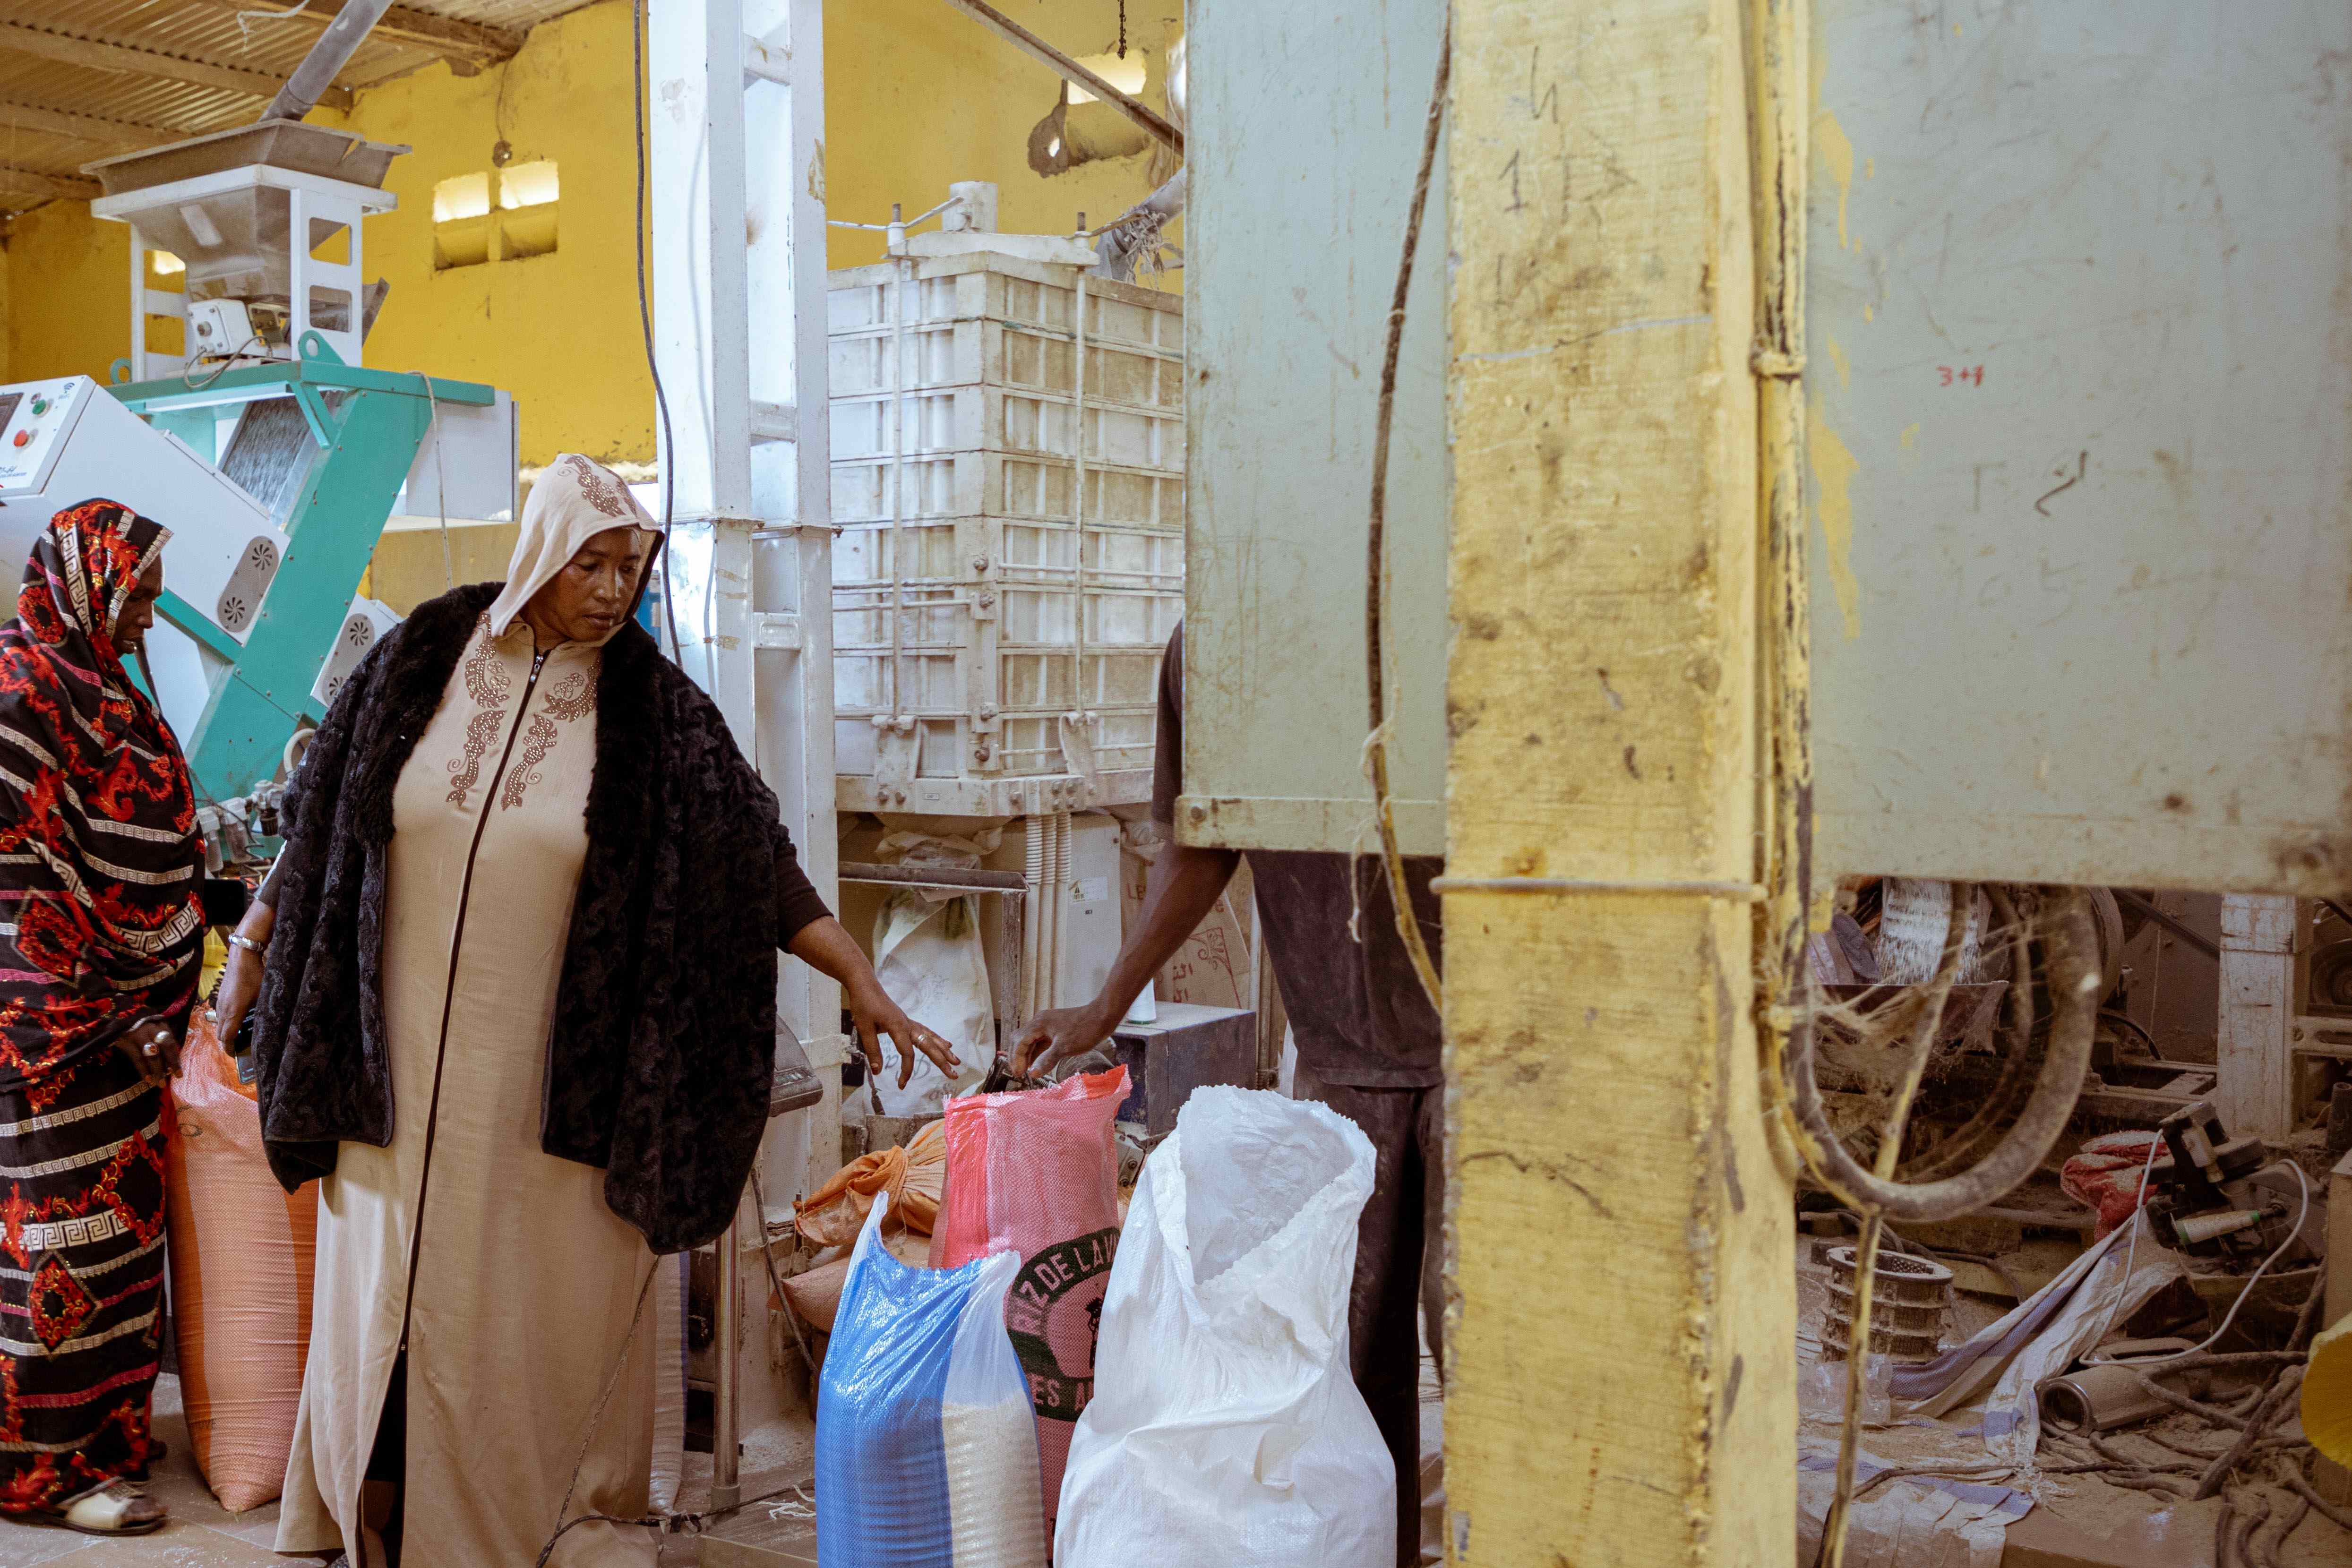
[164,1023,318,1512]
[930,1067,1129,1540]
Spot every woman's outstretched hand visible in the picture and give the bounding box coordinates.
[845,977,962,1089]
[785,915,964,1088]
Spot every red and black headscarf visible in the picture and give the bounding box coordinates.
[0,501,202,1095]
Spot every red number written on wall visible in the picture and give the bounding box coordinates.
[1939,365,1986,387]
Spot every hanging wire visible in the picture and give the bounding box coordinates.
[632,0,683,662]
[233,0,312,39]
[1359,1,1449,1013]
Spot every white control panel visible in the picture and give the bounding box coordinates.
[0,377,289,649]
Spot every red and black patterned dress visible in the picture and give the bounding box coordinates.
[0,502,203,1515]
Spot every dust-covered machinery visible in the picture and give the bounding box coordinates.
[0,120,516,817]
[2142,1101,2321,1266]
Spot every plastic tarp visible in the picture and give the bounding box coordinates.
[1897,1211,2186,1465]
[1056,1086,1394,1568]
[815,1195,1047,1567]
[1796,1437,2032,1568]
[869,833,998,1115]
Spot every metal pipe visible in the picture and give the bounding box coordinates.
[711,1208,742,1511]
[259,0,395,122]
[930,0,1183,155]
[840,860,1027,891]
[2112,887,2221,960]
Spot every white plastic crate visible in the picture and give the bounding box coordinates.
[828,248,1184,818]
[832,449,1180,528]
[835,519,1182,593]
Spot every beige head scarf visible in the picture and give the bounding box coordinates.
[486,453,658,640]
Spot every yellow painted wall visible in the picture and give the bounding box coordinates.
[313,1,651,468]
[4,197,130,389]
[0,0,1179,467]
[824,0,1183,278]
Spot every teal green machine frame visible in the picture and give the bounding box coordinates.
[109,334,494,801]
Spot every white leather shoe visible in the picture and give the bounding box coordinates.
[40,1477,165,1534]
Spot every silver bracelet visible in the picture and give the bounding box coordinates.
[226,931,268,955]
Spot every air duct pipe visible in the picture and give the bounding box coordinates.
[259,0,396,123]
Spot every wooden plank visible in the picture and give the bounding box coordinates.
[179,0,525,66]
[0,100,160,148]
[0,23,352,110]
[2217,893,2296,1140]
[1446,0,1790,1562]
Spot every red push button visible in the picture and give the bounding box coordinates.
[10,431,26,447]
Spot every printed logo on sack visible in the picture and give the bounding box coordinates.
[1004,1226,1118,1421]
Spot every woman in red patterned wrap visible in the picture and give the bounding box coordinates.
[0,500,204,1538]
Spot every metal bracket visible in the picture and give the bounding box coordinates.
[748,400,798,444]
[872,716,921,805]
[753,612,804,651]
[744,31,790,86]
[1058,710,1102,801]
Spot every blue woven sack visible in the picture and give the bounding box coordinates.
[815,1194,1047,1567]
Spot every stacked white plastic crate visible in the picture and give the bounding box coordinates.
[828,250,1185,817]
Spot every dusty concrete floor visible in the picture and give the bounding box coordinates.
[0,1376,326,1567]
[0,1376,718,1566]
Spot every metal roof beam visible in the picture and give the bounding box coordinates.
[0,23,355,110]
[0,164,102,203]
[0,100,163,148]
[180,0,525,67]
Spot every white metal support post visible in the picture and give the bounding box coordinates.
[126,229,188,382]
[648,0,837,1509]
[2218,893,2297,1142]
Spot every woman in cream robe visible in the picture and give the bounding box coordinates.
[217,456,960,1565]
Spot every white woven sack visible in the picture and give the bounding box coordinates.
[1055,1086,1392,1568]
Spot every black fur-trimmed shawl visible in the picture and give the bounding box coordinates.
[250,583,794,1254]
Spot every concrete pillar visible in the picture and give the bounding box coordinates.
[1444,0,1795,1561]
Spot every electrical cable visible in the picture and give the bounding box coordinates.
[749,1165,821,1381]
[530,1239,820,1567]
[179,335,270,393]
[1820,887,1973,1568]
[412,369,453,593]
[1360,0,1448,1015]
[2130,1162,2311,1369]
[632,0,682,663]
[534,1260,662,1567]
[830,197,955,233]
[2100,1007,2165,1061]
[2086,1135,2166,1347]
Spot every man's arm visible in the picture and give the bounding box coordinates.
[1011,838,1240,1076]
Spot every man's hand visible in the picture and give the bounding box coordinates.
[845,977,963,1089]
[1012,1002,1118,1080]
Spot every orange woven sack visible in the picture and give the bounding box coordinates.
[795,1145,908,1248]
[164,1019,318,1513]
[896,1118,946,1235]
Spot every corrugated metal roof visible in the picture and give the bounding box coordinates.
[0,0,569,211]
[413,1,599,25]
